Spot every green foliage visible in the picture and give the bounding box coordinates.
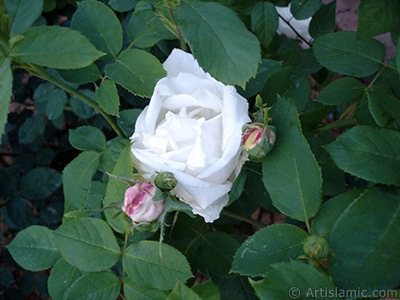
[69,126,106,152]
[0,57,12,138]
[5,0,44,37]
[251,2,278,48]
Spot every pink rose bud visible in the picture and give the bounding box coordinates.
[122,182,164,224]
[242,123,276,161]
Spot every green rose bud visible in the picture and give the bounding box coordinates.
[303,235,329,261]
[241,123,276,161]
[154,171,177,191]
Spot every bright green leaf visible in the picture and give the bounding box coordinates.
[105,49,166,98]
[69,126,106,152]
[325,125,400,185]
[5,0,44,37]
[262,97,322,221]
[11,26,105,69]
[315,77,365,105]
[177,0,261,87]
[54,217,121,272]
[0,57,12,139]
[7,226,61,271]
[123,240,193,290]
[313,31,386,77]
[251,2,278,47]
[96,79,120,117]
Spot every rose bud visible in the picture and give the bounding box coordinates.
[154,171,177,191]
[303,235,330,261]
[122,182,164,224]
[241,123,276,161]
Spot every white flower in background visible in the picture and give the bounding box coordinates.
[276,5,313,49]
[130,49,251,222]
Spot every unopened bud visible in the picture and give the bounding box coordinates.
[241,123,276,161]
[154,171,177,191]
[303,235,329,261]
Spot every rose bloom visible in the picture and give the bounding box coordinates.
[130,49,251,222]
[122,182,164,224]
[276,5,312,49]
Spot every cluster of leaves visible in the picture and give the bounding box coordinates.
[1,0,400,299]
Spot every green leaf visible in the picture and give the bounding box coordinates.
[325,125,400,185]
[299,106,332,132]
[68,126,106,152]
[357,0,400,40]
[232,224,307,276]
[124,277,168,300]
[290,0,321,20]
[251,2,278,48]
[228,170,246,205]
[127,10,176,49]
[192,280,220,300]
[105,49,166,98]
[48,258,85,300]
[65,272,120,300]
[309,1,336,39]
[367,85,400,127]
[70,89,98,119]
[5,0,44,37]
[262,97,322,221]
[57,64,102,85]
[71,0,123,60]
[177,0,261,87]
[18,114,45,144]
[20,167,62,200]
[45,88,68,120]
[103,143,132,233]
[100,137,129,173]
[260,67,311,111]
[0,267,15,287]
[11,26,105,69]
[7,226,61,271]
[329,186,400,293]
[123,240,193,290]
[251,261,340,300]
[54,217,121,272]
[311,189,364,241]
[315,77,365,105]
[0,57,12,138]
[313,31,386,77]
[117,109,141,137]
[212,275,257,300]
[63,151,101,212]
[95,79,120,117]
[397,36,400,77]
[167,282,203,300]
[198,232,240,277]
[109,0,138,12]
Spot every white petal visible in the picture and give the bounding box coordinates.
[163,49,209,79]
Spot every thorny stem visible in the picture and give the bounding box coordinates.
[25,64,127,139]
[222,210,265,228]
[277,12,313,48]
[167,7,187,51]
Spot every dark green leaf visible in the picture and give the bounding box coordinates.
[315,77,365,105]
[20,167,62,200]
[45,88,68,120]
[11,26,105,69]
[251,261,340,300]
[290,0,321,20]
[0,57,12,138]
[198,232,240,277]
[7,226,61,271]
[123,240,193,290]
[57,64,102,85]
[69,126,106,152]
[105,49,166,98]
[232,224,307,276]
[167,282,202,300]
[357,0,400,40]
[212,275,258,300]
[54,217,121,272]
[0,267,15,287]
[277,39,301,67]
[5,0,44,36]
[325,125,400,185]
[261,67,311,111]
[178,0,261,87]
[124,277,168,300]
[95,79,120,117]
[192,280,220,300]
[228,170,246,205]
[329,186,400,293]
[117,109,141,137]
[71,0,123,60]
[299,106,331,132]
[367,85,400,127]
[127,10,176,49]
[251,2,278,47]
[109,0,137,12]
[63,151,101,212]
[100,137,129,173]
[18,115,45,144]
[6,197,38,229]
[262,98,322,221]
[313,31,386,77]
[65,272,120,300]
[69,89,98,119]
[309,1,336,39]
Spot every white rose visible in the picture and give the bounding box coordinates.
[130,49,251,222]
[276,5,312,49]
